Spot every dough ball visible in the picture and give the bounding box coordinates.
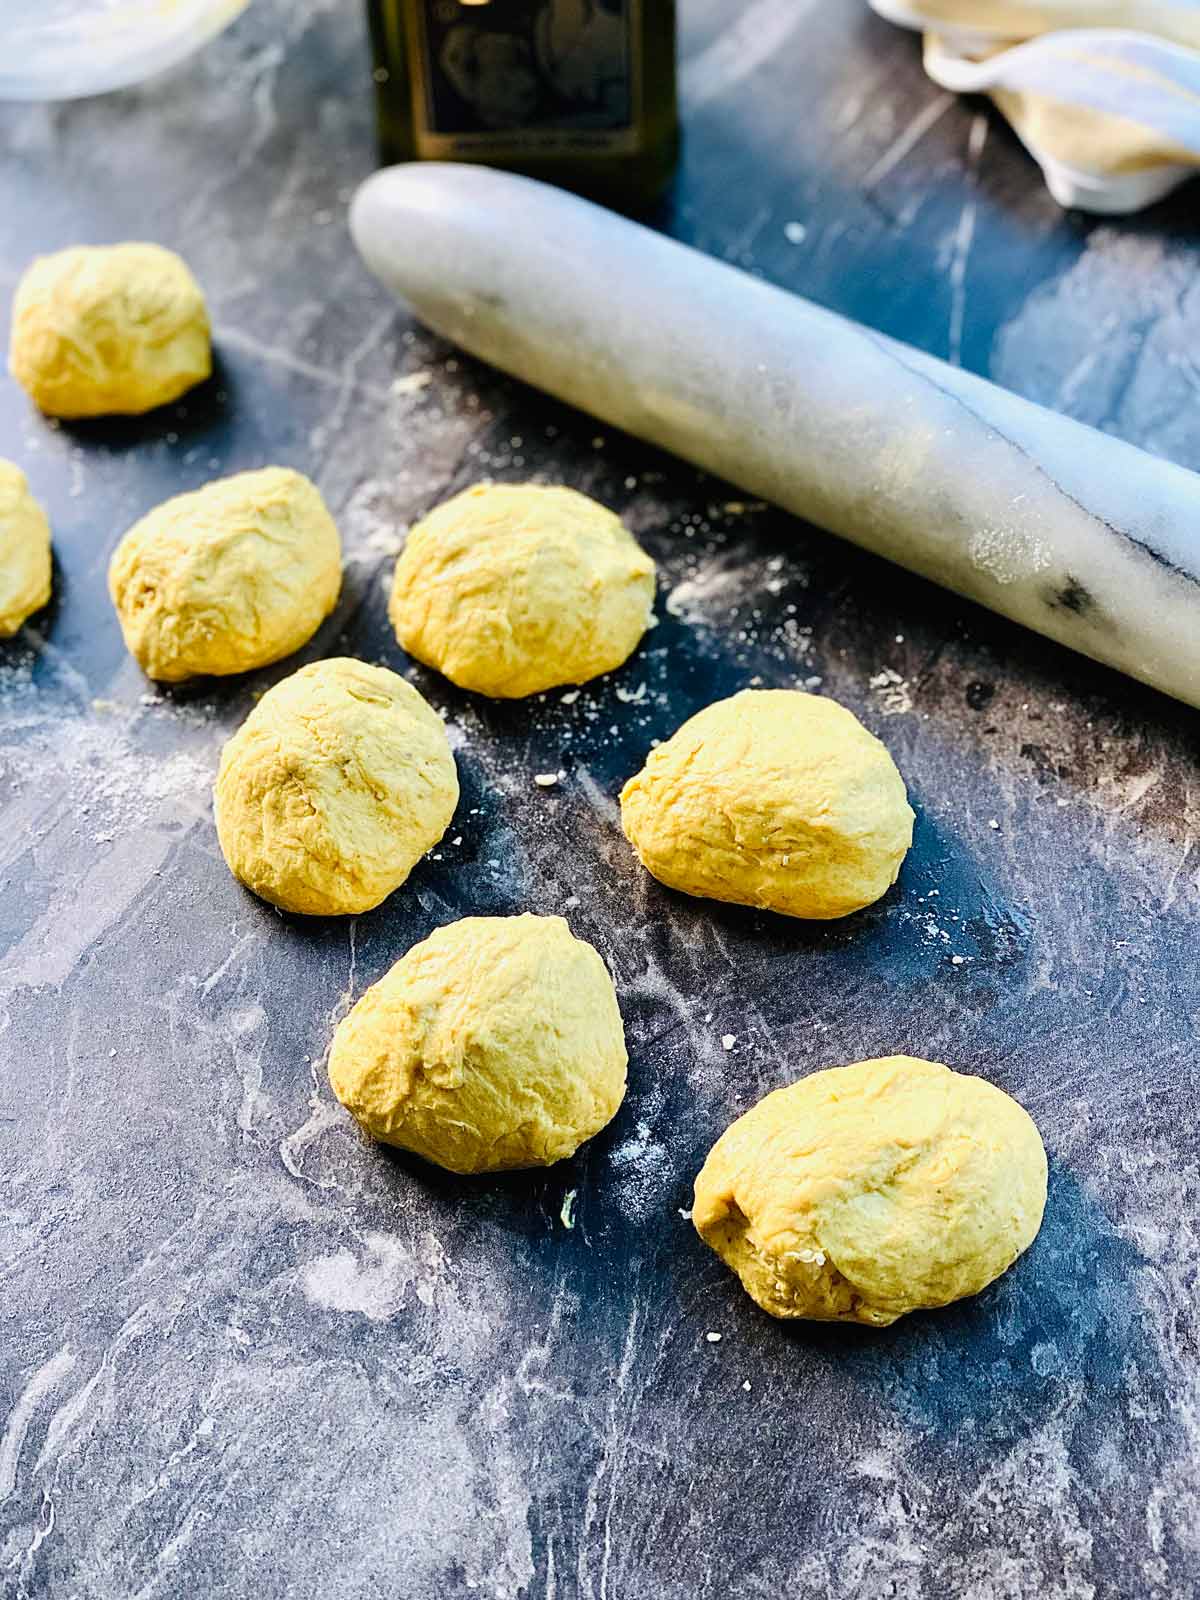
[329,913,627,1173]
[214,657,458,916]
[9,243,211,418]
[0,461,52,637]
[694,1056,1047,1327]
[108,466,342,681]
[620,689,913,919]
[389,483,656,697]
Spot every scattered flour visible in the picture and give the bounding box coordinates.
[338,477,409,561]
[390,369,433,398]
[868,667,913,717]
[300,1231,445,1322]
[606,1115,671,1224]
[0,646,220,987]
[967,524,1053,586]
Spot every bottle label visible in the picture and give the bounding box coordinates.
[407,0,641,158]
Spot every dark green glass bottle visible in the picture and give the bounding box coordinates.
[366,1,677,211]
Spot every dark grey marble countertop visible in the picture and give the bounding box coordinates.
[1,4,1198,1597]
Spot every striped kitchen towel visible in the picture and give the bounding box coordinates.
[869,0,1200,212]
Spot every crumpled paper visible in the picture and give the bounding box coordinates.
[869,0,1200,212]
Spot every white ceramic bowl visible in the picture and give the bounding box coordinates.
[1,0,251,101]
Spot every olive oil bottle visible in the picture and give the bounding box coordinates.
[366,0,677,211]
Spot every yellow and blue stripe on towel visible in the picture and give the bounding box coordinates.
[869,0,1200,211]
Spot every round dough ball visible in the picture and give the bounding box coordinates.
[389,483,656,697]
[108,466,342,682]
[329,913,628,1173]
[214,657,458,916]
[694,1056,1047,1327]
[620,689,913,919]
[9,243,211,418]
[0,461,52,637]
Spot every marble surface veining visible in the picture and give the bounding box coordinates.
[0,3,1198,1597]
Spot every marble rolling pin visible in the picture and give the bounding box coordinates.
[351,164,1200,709]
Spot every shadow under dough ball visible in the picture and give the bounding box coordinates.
[329,913,628,1173]
[693,1056,1047,1327]
[214,657,459,916]
[388,482,656,698]
[621,688,914,919]
[9,242,211,418]
[108,466,342,682]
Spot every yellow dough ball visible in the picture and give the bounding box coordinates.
[329,914,628,1173]
[620,689,913,919]
[388,483,656,697]
[694,1056,1047,1328]
[214,657,458,916]
[9,243,211,418]
[108,467,342,682]
[0,461,52,637]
